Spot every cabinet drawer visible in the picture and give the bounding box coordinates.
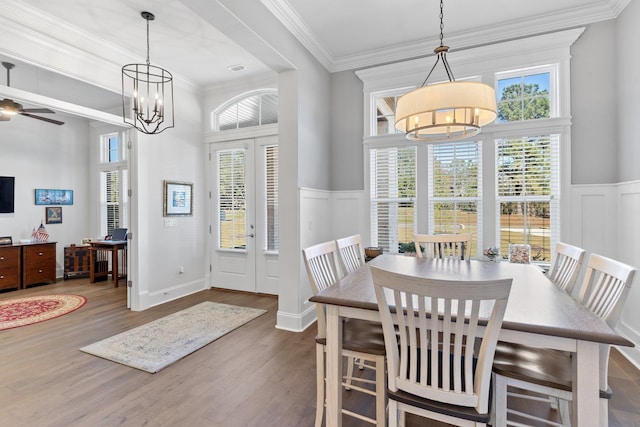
[0,246,21,290]
[0,246,20,265]
[0,270,20,290]
[22,243,57,287]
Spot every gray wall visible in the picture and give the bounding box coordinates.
[616,0,640,183]
[330,70,365,191]
[571,20,618,185]
[0,114,91,277]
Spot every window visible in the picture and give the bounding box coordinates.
[428,142,482,256]
[496,67,554,122]
[217,149,247,250]
[496,135,559,261]
[99,132,128,237]
[374,93,402,136]
[215,90,278,131]
[370,146,416,253]
[265,145,279,251]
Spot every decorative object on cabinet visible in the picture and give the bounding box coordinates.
[64,245,90,280]
[0,236,12,246]
[163,180,193,216]
[34,188,73,205]
[46,206,62,224]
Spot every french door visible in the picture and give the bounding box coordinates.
[210,137,278,294]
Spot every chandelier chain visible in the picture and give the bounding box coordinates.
[146,17,150,66]
[439,0,444,47]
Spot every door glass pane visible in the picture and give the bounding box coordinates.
[218,149,247,249]
[265,145,279,251]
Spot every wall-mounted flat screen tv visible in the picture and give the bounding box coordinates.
[0,176,15,213]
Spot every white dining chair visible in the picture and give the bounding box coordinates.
[371,265,512,427]
[492,253,637,427]
[302,240,386,426]
[335,234,366,276]
[546,242,586,296]
[413,233,473,260]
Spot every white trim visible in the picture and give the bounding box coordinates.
[276,304,317,332]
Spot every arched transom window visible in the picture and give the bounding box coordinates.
[214,89,278,131]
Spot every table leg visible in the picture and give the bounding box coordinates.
[572,340,601,426]
[325,305,343,427]
[112,247,118,287]
[89,247,95,283]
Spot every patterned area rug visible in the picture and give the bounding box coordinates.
[0,294,87,331]
[80,301,267,373]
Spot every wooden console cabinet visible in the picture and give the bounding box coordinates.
[64,245,90,279]
[0,245,21,291]
[22,242,57,288]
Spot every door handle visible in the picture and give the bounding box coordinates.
[246,233,255,238]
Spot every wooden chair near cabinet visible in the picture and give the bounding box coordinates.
[413,233,473,260]
[492,253,637,427]
[303,240,387,427]
[335,234,366,277]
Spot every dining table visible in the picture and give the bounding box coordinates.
[309,254,634,427]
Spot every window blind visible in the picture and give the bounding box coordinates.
[496,135,559,261]
[265,145,279,251]
[218,149,247,250]
[428,142,482,256]
[370,146,416,253]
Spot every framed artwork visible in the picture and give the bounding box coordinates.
[35,188,74,205]
[163,180,193,216]
[46,206,62,224]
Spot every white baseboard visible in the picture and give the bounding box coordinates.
[276,304,317,332]
[134,278,207,311]
[615,322,640,370]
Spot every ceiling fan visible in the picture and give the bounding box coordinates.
[0,62,64,125]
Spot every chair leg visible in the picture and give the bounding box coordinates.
[494,373,508,427]
[345,356,355,390]
[599,397,609,427]
[316,344,325,427]
[558,398,571,426]
[388,400,399,427]
[375,355,386,426]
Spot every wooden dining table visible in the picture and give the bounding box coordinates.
[309,254,633,427]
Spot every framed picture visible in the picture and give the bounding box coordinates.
[46,206,62,224]
[35,188,74,205]
[163,180,193,216]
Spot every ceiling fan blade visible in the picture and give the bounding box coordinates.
[19,112,65,125]
[22,108,56,114]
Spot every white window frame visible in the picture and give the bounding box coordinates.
[357,29,582,262]
[212,89,278,132]
[495,64,558,122]
[98,131,128,237]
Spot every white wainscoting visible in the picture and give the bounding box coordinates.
[278,188,367,332]
[570,180,640,368]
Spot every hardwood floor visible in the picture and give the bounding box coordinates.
[1,279,638,426]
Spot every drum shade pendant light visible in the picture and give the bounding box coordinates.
[395,0,496,142]
[122,11,174,134]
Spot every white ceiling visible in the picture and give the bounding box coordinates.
[0,0,630,114]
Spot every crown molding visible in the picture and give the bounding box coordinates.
[0,1,197,92]
[265,0,629,73]
[260,0,333,71]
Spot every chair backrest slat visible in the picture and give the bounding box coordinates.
[336,234,365,277]
[414,233,473,260]
[576,253,637,326]
[372,266,512,414]
[547,242,586,295]
[302,240,341,339]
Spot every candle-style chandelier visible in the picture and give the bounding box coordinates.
[122,11,174,134]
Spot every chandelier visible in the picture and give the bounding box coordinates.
[122,11,174,134]
[395,0,496,142]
